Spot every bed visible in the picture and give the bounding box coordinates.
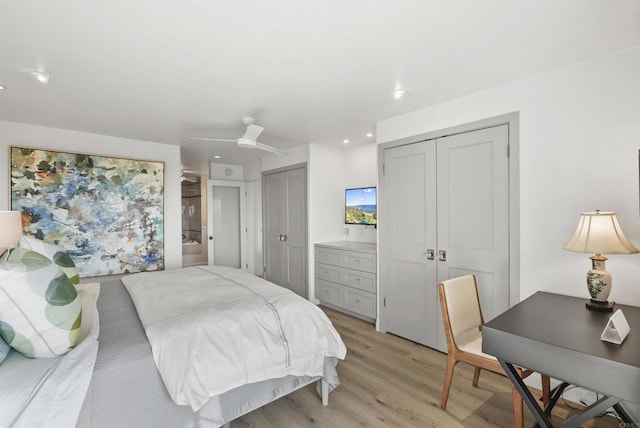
[0,266,346,428]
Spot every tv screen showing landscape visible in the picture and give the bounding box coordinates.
[345,187,377,225]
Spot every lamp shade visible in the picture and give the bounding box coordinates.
[0,211,24,248]
[563,210,639,254]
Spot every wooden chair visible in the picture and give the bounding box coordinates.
[438,275,550,428]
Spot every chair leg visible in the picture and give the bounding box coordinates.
[511,385,524,428]
[441,356,458,409]
[541,374,551,407]
[472,367,481,387]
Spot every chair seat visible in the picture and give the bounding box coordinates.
[456,330,497,361]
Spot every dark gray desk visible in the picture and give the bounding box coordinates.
[483,291,640,427]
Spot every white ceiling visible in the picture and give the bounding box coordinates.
[1,1,639,176]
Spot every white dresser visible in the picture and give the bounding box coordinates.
[314,241,377,322]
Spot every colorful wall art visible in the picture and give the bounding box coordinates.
[10,147,164,277]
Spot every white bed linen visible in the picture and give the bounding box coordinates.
[122,266,347,411]
[0,283,100,428]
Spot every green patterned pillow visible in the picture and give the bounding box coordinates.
[19,236,80,285]
[0,335,10,363]
[0,248,82,358]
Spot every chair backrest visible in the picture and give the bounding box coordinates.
[439,275,484,343]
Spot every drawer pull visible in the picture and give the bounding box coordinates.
[355,277,360,281]
[355,299,361,304]
[355,259,360,264]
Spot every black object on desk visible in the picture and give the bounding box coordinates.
[483,291,639,427]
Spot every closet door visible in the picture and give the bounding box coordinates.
[435,125,509,350]
[264,172,285,285]
[381,125,510,352]
[263,166,307,298]
[382,141,438,345]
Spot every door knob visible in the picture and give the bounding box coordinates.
[208,236,213,240]
[424,249,435,260]
[437,250,447,262]
[282,234,288,242]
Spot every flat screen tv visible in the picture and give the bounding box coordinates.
[345,187,377,226]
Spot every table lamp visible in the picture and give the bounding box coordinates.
[563,210,639,312]
[0,211,24,253]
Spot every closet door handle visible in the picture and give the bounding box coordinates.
[424,249,435,260]
[437,250,447,262]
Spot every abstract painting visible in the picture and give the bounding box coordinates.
[10,147,164,277]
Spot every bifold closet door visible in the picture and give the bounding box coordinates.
[382,125,510,352]
[383,140,438,346]
[263,166,307,298]
[435,125,510,351]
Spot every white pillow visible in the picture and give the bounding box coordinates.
[0,248,82,358]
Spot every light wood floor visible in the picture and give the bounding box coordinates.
[232,307,622,427]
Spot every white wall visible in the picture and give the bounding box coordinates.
[245,178,262,276]
[377,45,640,306]
[210,162,244,181]
[0,120,183,273]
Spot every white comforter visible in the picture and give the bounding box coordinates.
[122,266,347,411]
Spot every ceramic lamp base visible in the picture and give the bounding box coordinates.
[585,299,614,312]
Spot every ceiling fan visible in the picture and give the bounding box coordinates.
[189,117,288,155]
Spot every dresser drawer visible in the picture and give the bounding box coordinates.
[315,263,342,283]
[342,269,376,293]
[316,279,341,306]
[343,288,376,318]
[342,250,376,273]
[315,247,342,266]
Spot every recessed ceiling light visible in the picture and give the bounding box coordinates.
[30,71,51,84]
[343,139,349,144]
[366,133,373,138]
[393,88,406,99]
[213,155,221,159]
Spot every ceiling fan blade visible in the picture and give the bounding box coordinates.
[242,124,264,141]
[188,137,236,142]
[255,142,289,156]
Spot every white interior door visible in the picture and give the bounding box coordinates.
[207,180,247,269]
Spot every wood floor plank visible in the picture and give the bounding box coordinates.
[232,307,623,427]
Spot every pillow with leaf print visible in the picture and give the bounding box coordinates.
[19,236,79,285]
[0,247,82,358]
[0,336,10,364]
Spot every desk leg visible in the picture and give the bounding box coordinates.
[545,382,571,415]
[499,360,554,427]
[613,403,637,424]
[561,396,620,428]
